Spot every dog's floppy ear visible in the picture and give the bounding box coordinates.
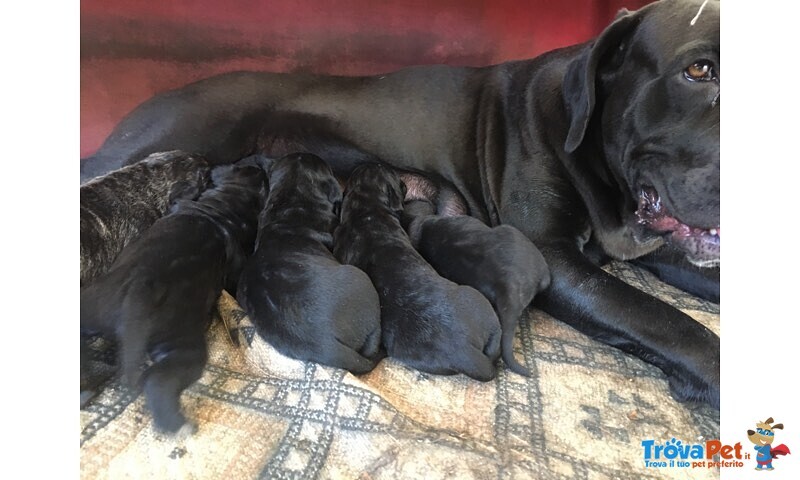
[562,8,642,153]
[384,173,407,213]
[167,167,211,205]
[325,178,343,215]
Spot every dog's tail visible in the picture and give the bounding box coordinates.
[497,301,531,377]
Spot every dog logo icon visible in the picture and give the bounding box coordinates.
[747,417,791,471]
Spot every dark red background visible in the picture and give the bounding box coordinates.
[80,0,650,157]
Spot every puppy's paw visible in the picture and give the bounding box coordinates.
[174,420,198,440]
[152,411,193,435]
[329,338,380,375]
[80,389,97,408]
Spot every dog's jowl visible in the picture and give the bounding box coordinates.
[237,153,383,374]
[335,164,502,380]
[80,164,268,433]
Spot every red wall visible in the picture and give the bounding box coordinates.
[80,0,650,157]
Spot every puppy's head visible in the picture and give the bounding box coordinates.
[343,163,407,214]
[135,151,212,206]
[268,153,342,211]
[203,164,269,210]
[211,163,268,193]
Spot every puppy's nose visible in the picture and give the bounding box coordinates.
[747,430,755,436]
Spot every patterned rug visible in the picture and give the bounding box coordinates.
[80,261,719,480]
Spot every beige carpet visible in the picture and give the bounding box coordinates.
[80,260,719,480]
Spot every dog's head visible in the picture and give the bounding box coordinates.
[267,152,342,213]
[343,163,407,215]
[562,0,719,267]
[747,417,783,447]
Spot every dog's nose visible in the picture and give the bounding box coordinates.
[747,430,755,436]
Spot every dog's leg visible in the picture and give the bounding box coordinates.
[142,344,208,434]
[328,338,379,375]
[632,246,720,303]
[80,336,97,407]
[458,345,498,382]
[535,243,720,408]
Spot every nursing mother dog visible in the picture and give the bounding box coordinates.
[80,0,720,407]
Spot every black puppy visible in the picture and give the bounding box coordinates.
[402,200,550,376]
[80,164,267,433]
[80,150,210,286]
[335,163,501,381]
[237,153,382,374]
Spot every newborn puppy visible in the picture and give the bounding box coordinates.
[80,164,267,433]
[80,150,210,286]
[334,164,501,381]
[237,153,382,374]
[403,200,551,376]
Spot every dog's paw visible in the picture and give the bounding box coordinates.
[80,389,97,408]
[666,372,720,409]
[174,420,198,440]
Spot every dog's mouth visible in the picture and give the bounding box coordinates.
[636,186,720,267]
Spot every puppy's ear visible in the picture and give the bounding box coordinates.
[167,167,210,205]
[266,160,289,191]
[325,178,343,216]
[325,178,343,205]
[562,7,643,153]
[236,153,275,173]
[387,176,407,212]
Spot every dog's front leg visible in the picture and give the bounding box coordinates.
[534,243,720,408]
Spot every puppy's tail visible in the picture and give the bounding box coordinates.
[497,302,531,377]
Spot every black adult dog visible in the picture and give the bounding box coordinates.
[335,164,501,380]
[80,165,267,433]
[80,0,720,406]
[80,150,210,286]
[237,153,383,374]
[403,200,551,376]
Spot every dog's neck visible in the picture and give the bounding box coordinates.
[175,190,261,255]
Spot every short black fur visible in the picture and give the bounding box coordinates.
[403,200,551,376]
[236,153,383,374]
[335,164,501,380]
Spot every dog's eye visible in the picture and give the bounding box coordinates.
[684,60,717,82]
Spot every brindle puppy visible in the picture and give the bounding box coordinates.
[80,164,267,433]
[80,150,210,286]
[403,199,551,376]
[237,153,382,374]
[335,163,501,380]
